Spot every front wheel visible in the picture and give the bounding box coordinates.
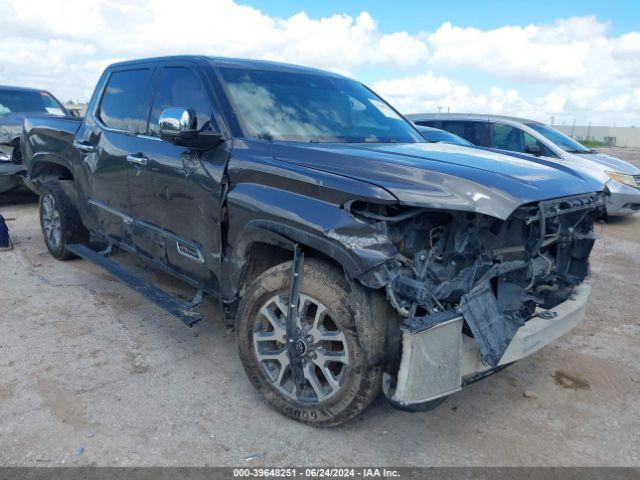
[236,259,382,427]
[39,181,88,260]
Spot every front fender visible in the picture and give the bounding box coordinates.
[28,152,76,184]
[221,183,400,299]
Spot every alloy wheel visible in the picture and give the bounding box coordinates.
[41,193,62,250]
[252,293,350,403]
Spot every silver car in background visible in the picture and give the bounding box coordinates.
[407,113,640,216]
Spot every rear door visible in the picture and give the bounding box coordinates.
[128,61,228,290]
[84,66,155,247]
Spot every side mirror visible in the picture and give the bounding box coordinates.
[525,144,543,156]
[159,108,223,149]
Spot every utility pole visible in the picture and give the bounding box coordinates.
[571,118,576,137]
[587,121,592,141]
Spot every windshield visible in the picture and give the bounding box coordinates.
[418,127,472,146]
[526,123,591,153]
[0,89,66,116]
[218,67,424,143]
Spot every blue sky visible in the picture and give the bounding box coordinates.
[247,0,640,36]
[1,0,638,125]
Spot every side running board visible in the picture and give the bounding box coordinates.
[66,243,202,326]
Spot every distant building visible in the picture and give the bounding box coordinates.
[555,125,640,148]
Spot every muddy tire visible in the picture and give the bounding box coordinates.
[236,258,383,427]
[39,181,88,260]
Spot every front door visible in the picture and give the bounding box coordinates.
[128,63,228,291]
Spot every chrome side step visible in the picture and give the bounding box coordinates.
[66,243,202,326]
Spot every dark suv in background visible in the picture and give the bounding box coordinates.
[0,85,69,193]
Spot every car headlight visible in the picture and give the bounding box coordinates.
[606,171,640,189]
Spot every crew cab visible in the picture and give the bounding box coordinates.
[22,56,605,426]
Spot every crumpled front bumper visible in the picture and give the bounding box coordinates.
[0,162,25,194]
[388,283,591,407]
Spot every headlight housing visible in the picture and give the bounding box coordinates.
[606,171,640,189]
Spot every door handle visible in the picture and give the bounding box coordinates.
[126,154,148,166]
[73,141,95,153]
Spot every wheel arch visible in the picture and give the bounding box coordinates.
[224,220,365,300]
[226,221,399,368]
[29,153,76,189]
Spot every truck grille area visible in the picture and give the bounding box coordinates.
[385,191,606,367]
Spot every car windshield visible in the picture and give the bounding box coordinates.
[218,67,424,143]
[0,89,66,116]
[420,127,472,146]
[526,123,591,153]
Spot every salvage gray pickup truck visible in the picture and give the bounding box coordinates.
[21,56,605,426]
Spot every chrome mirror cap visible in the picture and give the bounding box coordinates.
[159,108,197,142]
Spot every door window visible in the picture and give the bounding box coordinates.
[98,68,153,133]
[492,123,524,151]
[492,123,554,156]
[439,121,485,145]
[148,67,215,136]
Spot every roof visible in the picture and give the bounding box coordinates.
[107,55,347,78]
[406,112,543,126]
[0,85,50,93]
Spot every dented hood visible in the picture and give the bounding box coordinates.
[272,142,604,220]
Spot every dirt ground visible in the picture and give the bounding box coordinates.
[0,148,639,467]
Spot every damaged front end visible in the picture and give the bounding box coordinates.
[360,192,605,409]
[0,133,25,194]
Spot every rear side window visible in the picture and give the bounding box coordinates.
[98,68,153,133]
[415,120,437,128]
[440,121,486,145]
[148,67,215,136]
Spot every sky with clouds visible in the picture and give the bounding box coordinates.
[0,0,638,126]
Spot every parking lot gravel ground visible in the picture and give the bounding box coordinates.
[0,148,639,467]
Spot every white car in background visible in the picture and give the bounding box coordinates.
[407,113,640,216]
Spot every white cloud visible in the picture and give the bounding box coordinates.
[426,16,610,83]
[0,1,638,125]
[380,15,640,125]
[0,0,429,100]
[374,73,539,119]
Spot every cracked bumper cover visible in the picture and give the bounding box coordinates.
[389,283,591,406]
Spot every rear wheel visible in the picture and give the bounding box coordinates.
[39,181,87,260]
[236,259,382,427]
